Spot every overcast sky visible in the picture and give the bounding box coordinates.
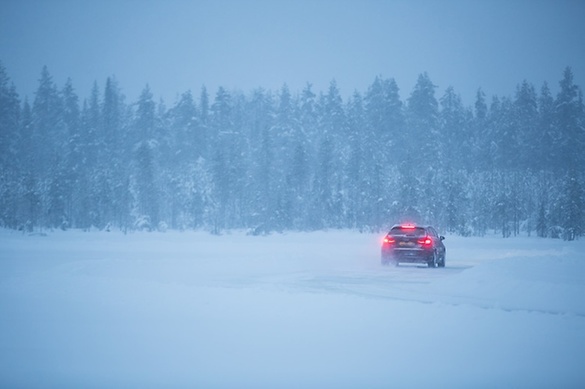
[1,0,584,106]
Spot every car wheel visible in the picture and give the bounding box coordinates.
[438,254,446,268]
[427,252,437,268]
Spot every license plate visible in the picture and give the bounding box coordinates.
[399,241,415,247]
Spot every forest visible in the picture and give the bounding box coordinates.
[0,62,583,239]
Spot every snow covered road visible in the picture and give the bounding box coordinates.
[1,230,584,388]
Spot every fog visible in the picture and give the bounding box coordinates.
[2,2,585,386]
[1,0,584,103]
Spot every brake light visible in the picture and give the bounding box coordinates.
[401,224,416,229]
[418,236,432,246]
[383,237,395,244]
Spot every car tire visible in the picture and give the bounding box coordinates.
[428,252,437,268]
[438,254,446,268]
[382,257,398,267]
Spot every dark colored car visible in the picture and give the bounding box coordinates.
[381,224,446,267]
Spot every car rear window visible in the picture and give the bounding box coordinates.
[389,226,426,237]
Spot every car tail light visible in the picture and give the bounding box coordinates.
[418,236,432,247]
[400,224,416,229]
[383,237,395,244]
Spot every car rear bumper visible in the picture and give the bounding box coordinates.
[382,248,433,264]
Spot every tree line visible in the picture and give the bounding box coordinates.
[0,62,583,238]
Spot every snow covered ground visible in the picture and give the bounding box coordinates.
[1,229,585,388]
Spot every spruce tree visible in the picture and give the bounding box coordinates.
[0,62,21,228]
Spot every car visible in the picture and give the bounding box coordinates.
[381,224,446,267]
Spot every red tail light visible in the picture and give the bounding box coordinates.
[418,236,432,247]
[383,237,395,244]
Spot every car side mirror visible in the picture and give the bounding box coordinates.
[440,236,445,241]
